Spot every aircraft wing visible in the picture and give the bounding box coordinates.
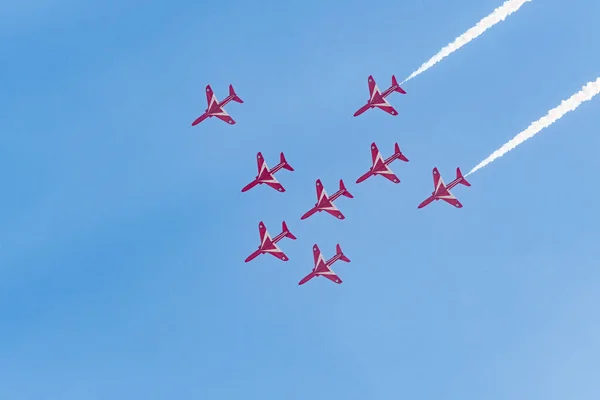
[258,222,270,245]
[267,247,289,261]
[324,207,345,220]
[320,264,342,284]
[375,101,398,116]
[214,111,235,125]
[256,152,267,174]
[367,75,381,101]
[432,168,443,191]
[205,85,218,107]
[312,244,323,268]
[379,170,400,183]
[440,194,463,208]
[264,180,285,192]
[370,142,381,165]
[315,179,327,201]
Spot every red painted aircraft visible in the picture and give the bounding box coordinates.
[242,152,294,193]
[418,167,471,209]
[353,75,406,117]
[191,84,243,126]
[356,142,409,184]
[299,244,351,285]
[300,179,353,220]
[245,221,296,263]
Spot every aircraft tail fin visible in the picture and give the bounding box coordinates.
[281,221,297,240]
[394,143,409,162]
[456,167,471,187]
[391,75,407,94]
[279,152,294,171]
[336,244,351,263]
[339,179,354,198]
[229,84,244,103]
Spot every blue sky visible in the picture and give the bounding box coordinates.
[1,0,599,398]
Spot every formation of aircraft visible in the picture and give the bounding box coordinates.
[300,179,353,220]
[194,76,473,286]
[356,142,409,184]
[242,152,294,193]
[191,84,243,126]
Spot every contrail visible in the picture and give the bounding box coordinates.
[466,77,600,176]
[401,0,532,84]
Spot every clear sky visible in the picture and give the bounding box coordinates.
[1,0,599,399]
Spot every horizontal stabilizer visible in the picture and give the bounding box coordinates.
[456,167,471,186]
[336,244,351,263]
[229,84,244,103]
[339,179,353,198]
[391,75,407,94]
[394,143,409,162]
[282,221,297,240]
[280,152,294,171]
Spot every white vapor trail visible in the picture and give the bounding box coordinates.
[466,77,600,176]
[401,0,532,84]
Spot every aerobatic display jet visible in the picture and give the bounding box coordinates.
[242,152,294,193]
[245,221,297,263]
[418,167,471,209]
[353,75,406,117]
[300,179,353,220]
[298,244,351,285]
[356,142,409,184]
[191,84,243,126]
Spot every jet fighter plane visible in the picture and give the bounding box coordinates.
[245,221,296,263]
[298,244,351,285]
[353,75,406,117]
[356,142,409,184]
[242,152,294,193]
[418,167,471,209]
[300,179,353,220]
[191,84,243,126]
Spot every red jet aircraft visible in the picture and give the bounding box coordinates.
[191,84,243,126]
[418,167,471,209]
[245,221,296,263]
[300,179,353,220]
[242,152,294,193]
[356,142,409,184]
[353,75,406,117]
[298,244,351,285]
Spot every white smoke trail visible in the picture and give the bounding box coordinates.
[466,77,600,176]
[401,0,532,84]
